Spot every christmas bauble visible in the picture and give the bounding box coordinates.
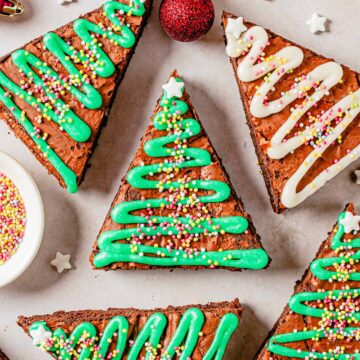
[159,0,215,42]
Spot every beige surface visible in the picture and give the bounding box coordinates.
[0,0,360,358]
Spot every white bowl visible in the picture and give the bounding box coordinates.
[0,150,44,287]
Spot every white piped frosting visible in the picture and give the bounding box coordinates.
[225,18,360,208]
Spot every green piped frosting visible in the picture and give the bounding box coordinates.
[29,308,239,359]
[0,0,146,193]
[94,77,269,269]
[268,211,360,359]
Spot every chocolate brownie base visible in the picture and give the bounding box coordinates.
[255,203,358,359]
[90,70,269,271]
[18,299,242,359]
[222,12,360,213]
[0,0,153,191]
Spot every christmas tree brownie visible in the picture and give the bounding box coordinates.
[222,12,360,213]
[90,71,269,271]
[256,203,360,359]
[18,300,241,359]
[0,0,153,193]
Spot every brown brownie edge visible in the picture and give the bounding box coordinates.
[17,299,242,331]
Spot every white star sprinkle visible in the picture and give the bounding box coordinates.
[340,212,360,233]
[354,170,360,184]
[162,77,184,99]
[58,0,73,5]
[30,326,52,346]
[51,252,72,273]
[306,13,327,34]
[226,17,247,39]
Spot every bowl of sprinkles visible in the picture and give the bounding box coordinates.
[0,150,44,287]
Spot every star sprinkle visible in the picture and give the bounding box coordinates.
[340,212,360,233]
[58,0,73,5]
[162,77,184,99]
[226,17,247,39]
[51,252,72,273]
[306,13,327,34]
[30,325,52,346]
[354,170,360,184]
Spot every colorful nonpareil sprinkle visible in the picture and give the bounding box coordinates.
[0,172,26,264]
[224,16,360,210]
[93,77,269,270]
[0,0,147,193]
[29,308,239,359]
[267,211,360,358]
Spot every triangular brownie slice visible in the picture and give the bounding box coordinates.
[222,12,360,213]
[0,0,153,193]
[18,300,241,359]
[90,71,269,271]
[256,203,360,359]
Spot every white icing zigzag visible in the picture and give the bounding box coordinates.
[225,18,360,208]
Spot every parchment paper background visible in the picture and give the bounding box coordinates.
[1,0,360,358]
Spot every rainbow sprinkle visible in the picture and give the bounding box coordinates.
[0,172,26,264]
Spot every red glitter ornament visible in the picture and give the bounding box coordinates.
[159,0,215,42]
